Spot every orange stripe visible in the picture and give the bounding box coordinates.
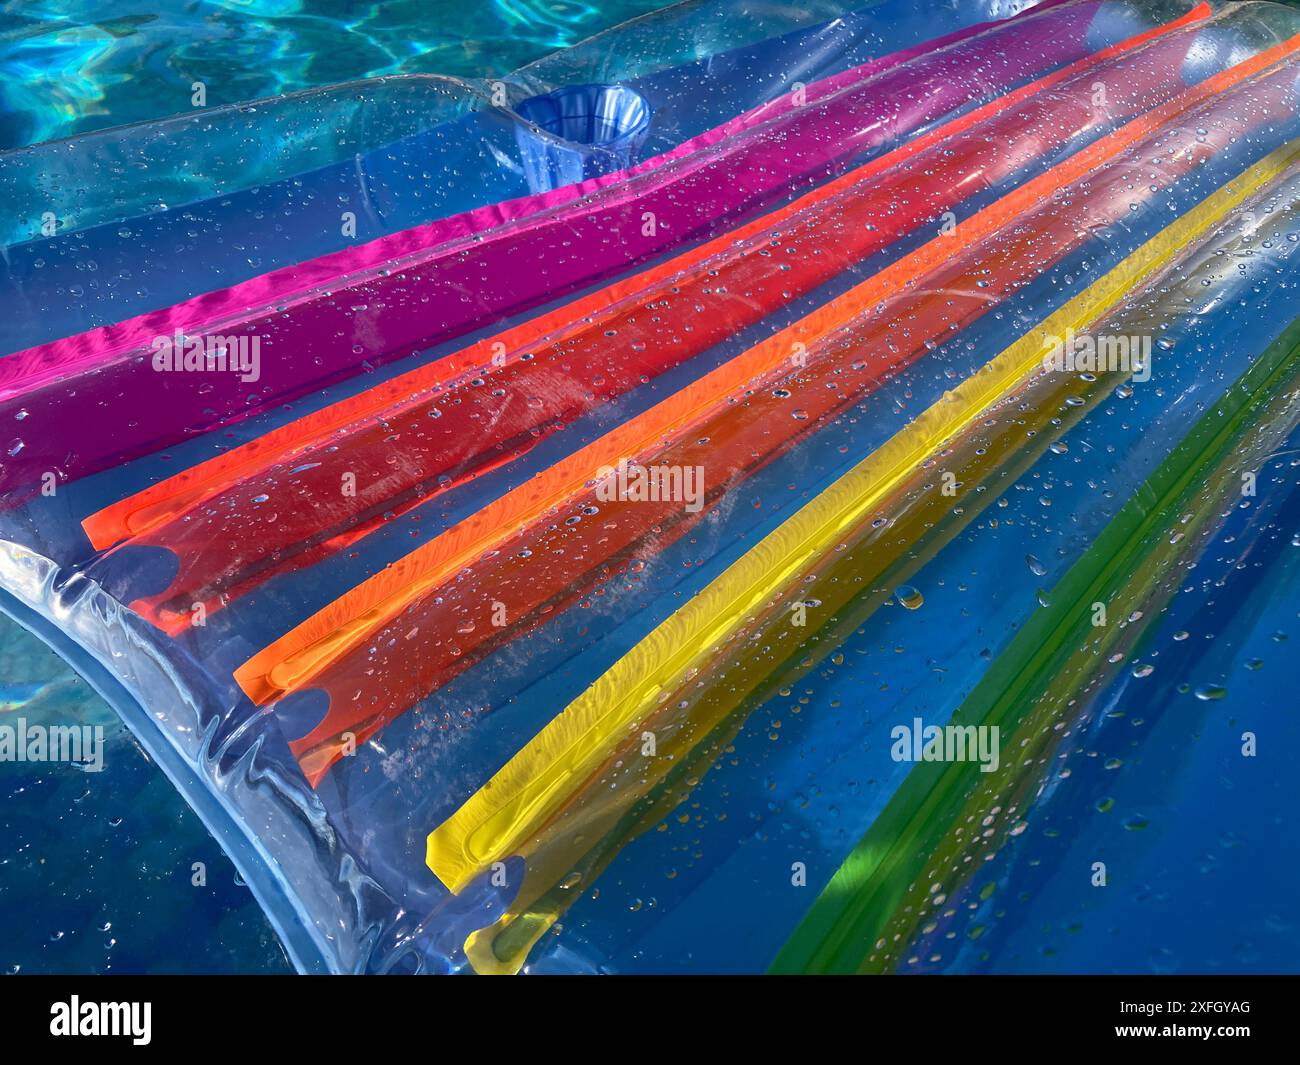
[81,3,1211,552]
[235,18,1291,708]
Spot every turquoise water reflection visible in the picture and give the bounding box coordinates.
[0,0,671,149]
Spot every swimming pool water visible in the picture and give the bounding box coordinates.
[0,0,675,149]
[0,617,293,973]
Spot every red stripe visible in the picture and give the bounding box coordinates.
[87,7,1210,638]
[263,35,1294,786]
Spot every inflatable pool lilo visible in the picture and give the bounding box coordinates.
[3,0,1300,974]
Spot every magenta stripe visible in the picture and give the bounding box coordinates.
[0,0,1101,496]
[1,0,1085,397]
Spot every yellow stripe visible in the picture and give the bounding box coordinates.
[428,139,1300,906]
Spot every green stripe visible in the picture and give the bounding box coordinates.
[771,312,1300,974]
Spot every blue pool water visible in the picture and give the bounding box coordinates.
[0,0,674,149]
[0,619,292,973]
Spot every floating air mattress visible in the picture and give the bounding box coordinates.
[2,0,1300,974]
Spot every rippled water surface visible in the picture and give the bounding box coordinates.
[0,0,674,149]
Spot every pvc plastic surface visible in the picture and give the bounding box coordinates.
[3,0,1300,975]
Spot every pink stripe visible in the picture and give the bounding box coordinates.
[0,0,1085,400]
[0,0,1102,496]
